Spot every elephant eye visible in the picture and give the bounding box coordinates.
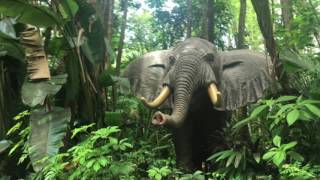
[148,64,166,69]
[222,61,243,70]
[169,56,176,65]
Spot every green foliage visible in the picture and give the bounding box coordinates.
[28,107,71,171]
[35,126,135,179]
[5,108,70,172]
[262,136,300,167]
[274,0,320,50]
[147,166,172,180]
[2,0,320,179]
[280,162,320,179]
[212,95,320,178]
[6,111,31,165]
[0,140,11,154]
[58,0,79,20]
[0,31,25,62]
[179,170,205,180]
[0,0,62,27]
[21,74,68,107]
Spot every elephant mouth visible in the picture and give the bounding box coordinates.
[141,83,222,127]
[152,111,167,125]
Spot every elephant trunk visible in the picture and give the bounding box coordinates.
[153,54,201,128]
[168,82,194,127]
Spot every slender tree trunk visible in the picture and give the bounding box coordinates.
[0,61,6,138]
[280,0,297,51]
[201,0,214,43]
[207,0,214,43]
[113,0,128,110]
[237,0,247,49]
[105,0,114,111]
[251,0,291,93]
[280,0,293,31]
[251,0,276,60]
[186,0,192,38]
[107,0,114,42]
[236,0,248,120]
[201,0,208,39]
[116,0,128,76]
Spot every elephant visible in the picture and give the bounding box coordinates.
[123,37,273,170]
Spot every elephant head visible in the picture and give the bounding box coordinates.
[124,37,273,128]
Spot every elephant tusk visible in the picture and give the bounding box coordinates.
[140,86,171,109]
[208,83,222,107]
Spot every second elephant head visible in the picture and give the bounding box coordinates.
[124,37,273,127]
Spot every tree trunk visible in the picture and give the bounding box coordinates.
[237,0,247,49]
[186,0,192,38]
[113,0,128,110]
[280,0,293,31]
[105,0,114,111]
[116,0,128,76]
[201,0,208,39]
[251,0,291,93]
[0,61,7,138]
[207,0,214,43]
[107,0,114,42]
[280,0,296,50]
[201,0,214,43]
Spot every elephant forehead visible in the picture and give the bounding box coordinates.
[172,38,217,60]
[143,50,171,65]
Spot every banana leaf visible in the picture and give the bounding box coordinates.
[0,31,25,62]
[28,106,71,172]
[21,74,68,107]
[0,0,62,27]
[20,25,50,80]
[0,139,11,153]
[58,0,79,20]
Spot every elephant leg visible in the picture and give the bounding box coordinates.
[190,96,229,170]
[172,117,194,171]
[201,110,229,167]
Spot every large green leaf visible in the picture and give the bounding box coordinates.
[0,31,25,61]
[58,0,79,19]
[304,104,320,118]
[21,74,68,107]
[81,35,105,65]
[286,109,300,126]
[0,17,16,38]
[28,106,71,172]
[0,140,11,153]
[0,0,62,27]
[272,151,285,166]
[273,135,281,147]
[77,1,105,65]
[105,38,115,64]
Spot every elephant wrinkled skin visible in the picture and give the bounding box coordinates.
[123,38,273,170]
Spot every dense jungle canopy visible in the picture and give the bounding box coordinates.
[0,0,320,179]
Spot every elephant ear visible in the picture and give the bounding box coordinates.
[219,50,273,110]
[123,50,173,108]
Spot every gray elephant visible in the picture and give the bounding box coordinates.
[123,38,273,170]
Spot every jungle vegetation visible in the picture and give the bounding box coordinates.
[0,0,320,179]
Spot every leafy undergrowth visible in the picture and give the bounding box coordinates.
[23,124,206,180]
[3,95,320,179]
